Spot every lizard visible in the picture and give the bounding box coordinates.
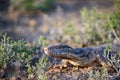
[44,43,120,71]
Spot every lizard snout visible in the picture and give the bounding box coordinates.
[44,47,50,56]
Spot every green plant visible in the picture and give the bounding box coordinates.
[80,1,120,44]
[0,34,49,79]
[38,0,57,11]
[21,0,35,10]
[11,0,35,11]
[36,36,48,80]
[80,7,112,44]
[39,36,47,47]
[103,44,120,75]
[27,36,48,80]
[105,0,120,42]
[63,22,78,37]
[0,34,37,71]
[27,55,48,80]
[36,55,48,80]
[11,0,57,12]
[63,7,113,45]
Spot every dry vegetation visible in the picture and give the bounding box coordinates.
[0,0,120,80]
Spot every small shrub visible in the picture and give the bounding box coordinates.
[36,55,48,80]
[63,22,77,36]
[38,0,57,11]
[0,34,37,71]
[11,0,57,12]
[103,44,120,74]
[36,36,48,80]
[27,36,48,80]
[0,34,49,79]
[105,0,120,42]
[80,7,112,44]
[62,0,120,45]
[63,8,113,45]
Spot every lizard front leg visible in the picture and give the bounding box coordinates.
[96,54,114,72]
[50,59,73,69]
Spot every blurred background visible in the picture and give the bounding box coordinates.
[0,0,120,46]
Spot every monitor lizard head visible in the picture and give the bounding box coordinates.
[44,44,80,60]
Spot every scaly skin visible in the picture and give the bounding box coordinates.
[44,43,120,69]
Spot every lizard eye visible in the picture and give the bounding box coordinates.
[58,47,62,49]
